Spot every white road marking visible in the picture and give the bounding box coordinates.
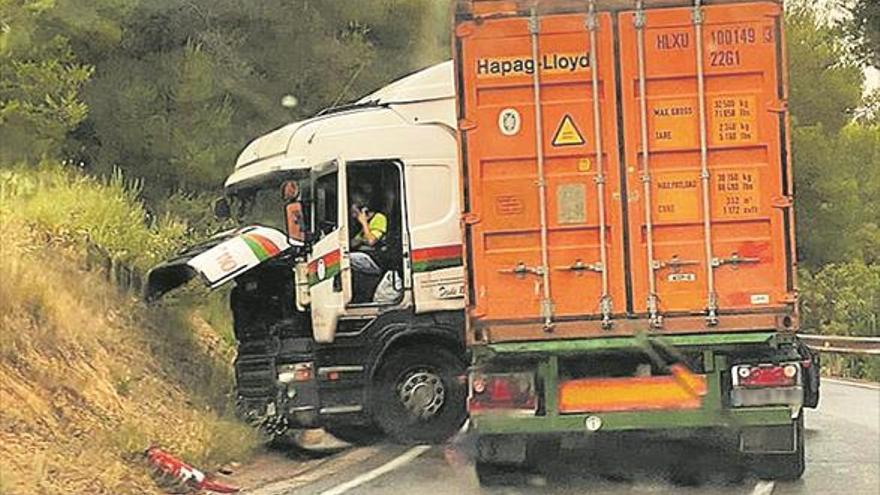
[751,480,775,495]
[824,378,880,391]
[318,445,431,495]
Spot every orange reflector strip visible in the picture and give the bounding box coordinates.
[558,365,708,414]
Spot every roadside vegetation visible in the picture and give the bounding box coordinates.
[0,164,261,494]
[785,3,880,380]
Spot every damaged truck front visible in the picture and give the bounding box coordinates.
[146,62,469,444]
[145,191,315,435]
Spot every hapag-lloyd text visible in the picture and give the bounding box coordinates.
[476,53,590,78]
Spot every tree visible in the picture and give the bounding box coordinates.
[65,0,449,196]
[786,3,864,133]
[792,123,880,267]
[844,0,880,68]
[0,1,93,163]
[785,3,880,269]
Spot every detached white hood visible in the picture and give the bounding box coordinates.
[144,226,300,301]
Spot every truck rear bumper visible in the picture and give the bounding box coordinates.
[470,332,803,436]
[471,405,796,435]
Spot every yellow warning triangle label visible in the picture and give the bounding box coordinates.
[552,114,586,147]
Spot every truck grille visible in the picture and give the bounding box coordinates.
[235,357,276,399]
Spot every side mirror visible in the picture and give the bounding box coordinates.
[284,201,306,242]
[213,197,231,220]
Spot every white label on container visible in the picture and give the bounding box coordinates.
[498,108,521,136]
[668,273,696,282]
[750,294,770,305]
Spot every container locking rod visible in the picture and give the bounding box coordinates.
[693,0,719,326]
[635,0,662,329]
[529,7,554,332]
[588,0,613,330]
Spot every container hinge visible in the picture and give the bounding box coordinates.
[647,294,663,329]
[455,22,474,38]
[458,119,476,131]
[499,262,544,278]
[462,212,481,225]
[528,11,540,35]
[586,2,599,32]
[767,103,788,114]
[771,195,793,208]
[541,298,555,332]
[600,295,614,330]
[706,291,719,326]
[554,259,603,274]
[470,306,487,319]
[712,253,761,269]
[691,1,704,25]
[633,2,646,29]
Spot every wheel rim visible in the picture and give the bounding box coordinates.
[397,369,446,420]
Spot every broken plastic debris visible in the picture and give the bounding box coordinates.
[145,446,240,493]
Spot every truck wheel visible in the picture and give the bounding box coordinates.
[748,415,805,481]
[324,424,384,445]
[371,347,466,444]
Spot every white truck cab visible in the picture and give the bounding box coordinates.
[147,62,468,443]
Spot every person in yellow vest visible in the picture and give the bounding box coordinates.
[350,192,387,251]
[349,191,388,302]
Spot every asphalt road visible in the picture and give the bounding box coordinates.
[247,380,879,495]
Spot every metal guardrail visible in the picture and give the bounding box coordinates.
[79,238,880,355]
[799,334,880,356]
[85,241,145,296]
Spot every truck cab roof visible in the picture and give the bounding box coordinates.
[225,61,454,193]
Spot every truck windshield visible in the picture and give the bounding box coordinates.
[238,187,284,231]
[235,187,288,232]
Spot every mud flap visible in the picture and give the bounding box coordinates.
[797,338,820,408]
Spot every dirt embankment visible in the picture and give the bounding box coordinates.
[0,224,261,494]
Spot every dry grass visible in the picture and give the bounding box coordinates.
[0,216,262,495]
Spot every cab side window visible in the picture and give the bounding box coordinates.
[346,161,404,305]
[313,172,338,237]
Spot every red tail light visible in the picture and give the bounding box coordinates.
[468,372,537,414]
[732,363,800,388]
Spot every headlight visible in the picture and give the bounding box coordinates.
[277,362,314,384]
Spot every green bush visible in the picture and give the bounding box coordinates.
[0,161,188,271]
[800,262,880,338]
[799,262,880,381]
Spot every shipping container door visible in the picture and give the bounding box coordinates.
[618,2,793,322]
[457,11,625,325]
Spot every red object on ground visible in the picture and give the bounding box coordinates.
[145,446,240,493]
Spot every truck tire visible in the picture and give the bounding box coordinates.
[748,415,805,481]
[371,347,467,444]
[324,424,384,445]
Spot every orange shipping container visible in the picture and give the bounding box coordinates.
[454,0,797,343]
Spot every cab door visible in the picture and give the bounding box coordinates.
[307,159,352,343]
